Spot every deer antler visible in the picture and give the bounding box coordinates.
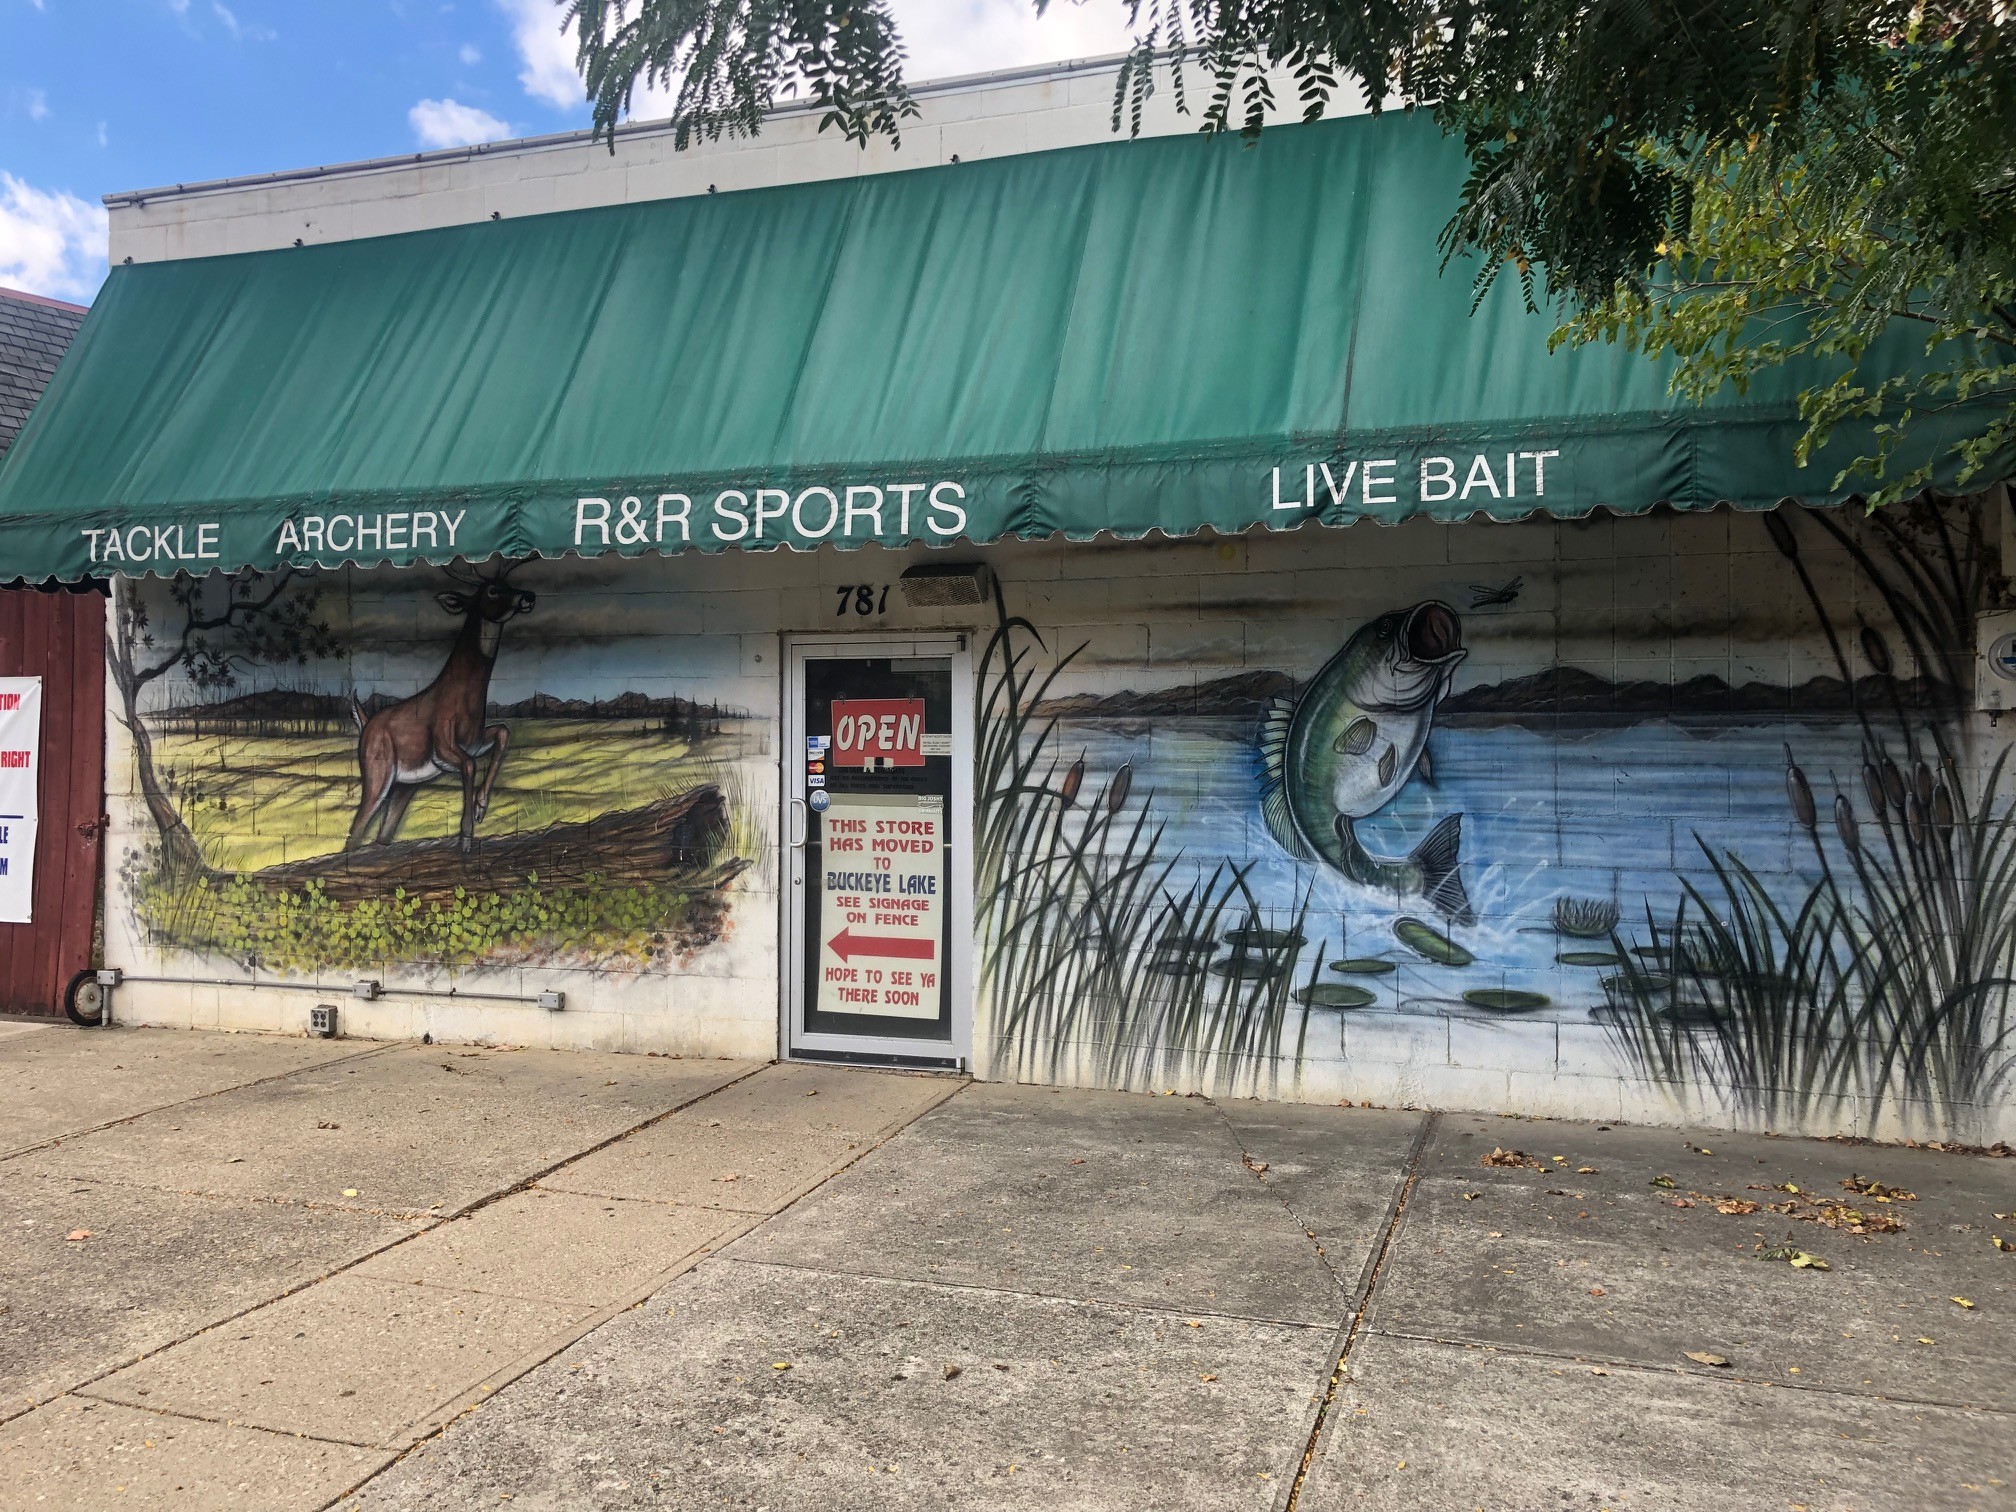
[440,560,482,588]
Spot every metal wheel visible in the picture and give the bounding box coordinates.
[63,969,106,1027]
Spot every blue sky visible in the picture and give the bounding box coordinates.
[0,0,1135,303]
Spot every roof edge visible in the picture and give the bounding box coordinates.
[0,285,89,315]
[102,53,1136,209]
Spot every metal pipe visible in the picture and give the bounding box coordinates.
[112,974,550,1007]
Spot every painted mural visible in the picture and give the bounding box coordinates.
[112,560,761,974]
[978,496,2016,1142]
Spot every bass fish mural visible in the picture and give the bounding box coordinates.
[1258,600,1474,924]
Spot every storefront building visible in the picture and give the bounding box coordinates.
[1,63,2010,1143]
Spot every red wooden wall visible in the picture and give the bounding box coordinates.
[0,586,106,1015]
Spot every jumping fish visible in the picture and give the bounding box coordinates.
[1258,600,1475,924]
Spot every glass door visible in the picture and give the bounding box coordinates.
[782,636,971,1067]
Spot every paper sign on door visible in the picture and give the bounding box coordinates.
[815,792,943,1021]
[0,677,42,924]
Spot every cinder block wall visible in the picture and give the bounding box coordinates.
[103,500,2015,1145]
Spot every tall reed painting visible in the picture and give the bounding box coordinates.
[974,495,2016,1140]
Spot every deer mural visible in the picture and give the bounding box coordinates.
[346,562,536,854]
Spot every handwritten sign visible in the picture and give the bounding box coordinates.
[0,677,41,923]
[816,793,943,1021]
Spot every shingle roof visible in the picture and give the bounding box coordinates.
[0,286,88,461]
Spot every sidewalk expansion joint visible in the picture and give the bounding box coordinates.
[63,1390,386,1451]
[1284,1108,1436,1512]
[1367,1325,2016,1419]
[710,1254,1344,1331]
[0,1040,401,1163]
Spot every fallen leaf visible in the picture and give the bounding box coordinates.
[1483,1147,1542,1170]
[1996,1236,2014,1253]
[1650,1174,1677,1189]
[804,1089,819,1097]
[1576,1166,1599,1175]
[1684,1351,1731,1367]
[1461,1191,1482,1201]
[1667,1198,1696,1209]
[1198,1372,1217,1382]
[1241,1155,1270,1175]
[316,1121,341,1130]
[1842,1175,1915,1202]
[1590,1367,1608,1376]
[340,1189,360,1198]
[1588,1287,1606,1298]
[1184,1320,1202,1328]
[1996,1212,2016,1221]
[1918,1337,1936,1345]
[771,1362,792,1371]
[1953,1297,1976,1310]
[64,1229,90,1242]
[1716,1199,1761,1215]
[717,1173,742,1184]
[1788,1251,1830,1271]
[944,1365,962,1380]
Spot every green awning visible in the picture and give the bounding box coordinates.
[0,110,2003,582]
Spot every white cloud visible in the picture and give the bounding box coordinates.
[95,120,108,148]
[498,0,585,110]
[23,88,48,123]
[889,0,1136,83]
[0,174,107,303]
[211,1,239,39]
[496,0,1138,124]
[459,42,483,66]
[409,97,513,150]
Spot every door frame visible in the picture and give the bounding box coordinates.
[779,632,974,1068]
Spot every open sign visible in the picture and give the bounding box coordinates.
[831,698,925,768]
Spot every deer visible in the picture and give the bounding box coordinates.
[345,561,535,854]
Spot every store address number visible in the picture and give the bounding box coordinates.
[835,585,890,617]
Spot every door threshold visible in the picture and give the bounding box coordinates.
[788,1045,965,1073]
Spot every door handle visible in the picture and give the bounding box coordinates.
[787,796,808,849]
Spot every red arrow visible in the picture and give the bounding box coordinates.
[827,928,936,963]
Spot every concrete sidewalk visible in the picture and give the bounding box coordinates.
[0,1023,2011,1510]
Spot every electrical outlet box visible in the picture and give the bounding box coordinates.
[1978,611,2016,711]
[310,1004,339,1038]
[538,990,565,1012]
[352,979,381,1001]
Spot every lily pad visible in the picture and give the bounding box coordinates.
[1601,973,1671,995]
[1144,957,1207,978]
[1462,989,1551,1014]
[1209,955,1288,982]
[1556,951,1621,967]
[1223,927,1307,951]
[1330,958,1398,975]
[1393,916,1473,967]
[1295,983,1378,1010]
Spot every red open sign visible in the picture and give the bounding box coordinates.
[831,699,925,768]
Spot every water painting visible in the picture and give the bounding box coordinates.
[977,496,2016,1142]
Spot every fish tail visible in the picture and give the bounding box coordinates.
[1409,813,1474,927]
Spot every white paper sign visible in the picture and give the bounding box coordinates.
[815,792,944,1021]
[0,677,41,924]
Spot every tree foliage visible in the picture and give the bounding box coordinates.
[564,2,2015,499]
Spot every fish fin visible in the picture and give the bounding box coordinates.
[1262,785,1314,861]
[1257,699,1314,861]
[1335,716,1376,756]
[1410,813,1474,926]
[1416,742,1435,787]
[1376,744,1397,787]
